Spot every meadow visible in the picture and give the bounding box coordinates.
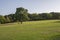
[0,20,60,40]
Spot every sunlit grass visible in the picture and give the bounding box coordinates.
[0,20,60,40]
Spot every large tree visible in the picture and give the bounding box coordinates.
[15,7,29,24]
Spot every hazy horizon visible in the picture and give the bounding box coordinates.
[0,0,60,15]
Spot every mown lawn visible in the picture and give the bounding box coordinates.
[0,20,60,40]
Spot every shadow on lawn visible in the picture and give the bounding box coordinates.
[54,21,60,23]
[49,35,60,40]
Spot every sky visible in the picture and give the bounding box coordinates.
[0,0,60,15]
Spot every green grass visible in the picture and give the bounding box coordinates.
[0,20,60,40]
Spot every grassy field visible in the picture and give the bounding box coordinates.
[0,20,60,40]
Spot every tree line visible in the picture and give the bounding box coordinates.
[0,7,60,24]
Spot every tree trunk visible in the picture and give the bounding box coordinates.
[21,21,22,24]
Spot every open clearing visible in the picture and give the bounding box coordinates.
[0,20,60,40]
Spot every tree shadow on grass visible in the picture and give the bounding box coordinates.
[54,21,60,23]
[49,35,60,40]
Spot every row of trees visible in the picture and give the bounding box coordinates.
[0,7,60,24]
[28,12,60,21]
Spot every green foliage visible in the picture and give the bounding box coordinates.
[15,7,29,24]
[0,15,6,24]
[4,16,11,23]
[0,7,60,24]
[8,14,16,22]
[28,13,39,20]
[50,12,60,19]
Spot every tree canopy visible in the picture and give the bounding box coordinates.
[0,7,60,24]
[15,7,29,24]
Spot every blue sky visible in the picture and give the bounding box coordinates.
[0,0,60,15]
